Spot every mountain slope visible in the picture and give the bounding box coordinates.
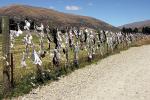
[0,4,119,31]
[119,20,150,29]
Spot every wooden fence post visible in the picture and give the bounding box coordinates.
[2,16,11,95]
[10,53,14,88]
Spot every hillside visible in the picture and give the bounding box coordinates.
[119,20,150,29]
[0,4,119,31]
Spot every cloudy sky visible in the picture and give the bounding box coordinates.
[0,0,150,26]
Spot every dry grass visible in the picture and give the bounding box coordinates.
[132,36,150,46]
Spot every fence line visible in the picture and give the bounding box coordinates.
[1,17,147,96]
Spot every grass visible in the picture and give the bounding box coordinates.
[0,33,150,99]
[132,36,150,46]
[0,34,2,100]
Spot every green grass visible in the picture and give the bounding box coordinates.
[0,33,150,99]
[0,34,2,100]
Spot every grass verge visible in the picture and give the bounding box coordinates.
[1,35,150,99]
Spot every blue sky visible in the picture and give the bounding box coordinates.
[0,0,150,26]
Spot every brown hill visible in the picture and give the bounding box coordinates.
[119,20,150,29]
[0,4,119,31]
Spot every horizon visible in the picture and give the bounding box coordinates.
[0,0,150,27]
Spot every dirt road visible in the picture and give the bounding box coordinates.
[16,45,150,100]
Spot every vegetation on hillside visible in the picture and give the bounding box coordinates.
[0,5,119,32]
[121,27,150,34]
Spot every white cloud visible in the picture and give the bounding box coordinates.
[49,6,55,9]
[65,5,81,11]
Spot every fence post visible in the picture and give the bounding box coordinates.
[2,16,11,95]
[10,53,14,88]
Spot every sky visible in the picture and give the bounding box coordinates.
[0,0,150,27]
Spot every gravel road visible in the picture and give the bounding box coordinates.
[15,45,150,100]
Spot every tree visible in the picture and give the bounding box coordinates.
[142,27,145,34]
[128,28,133,33]
[121,27,133,33]
[121,27,126,33]
[142,27,150,34]
[133,27,138,33]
